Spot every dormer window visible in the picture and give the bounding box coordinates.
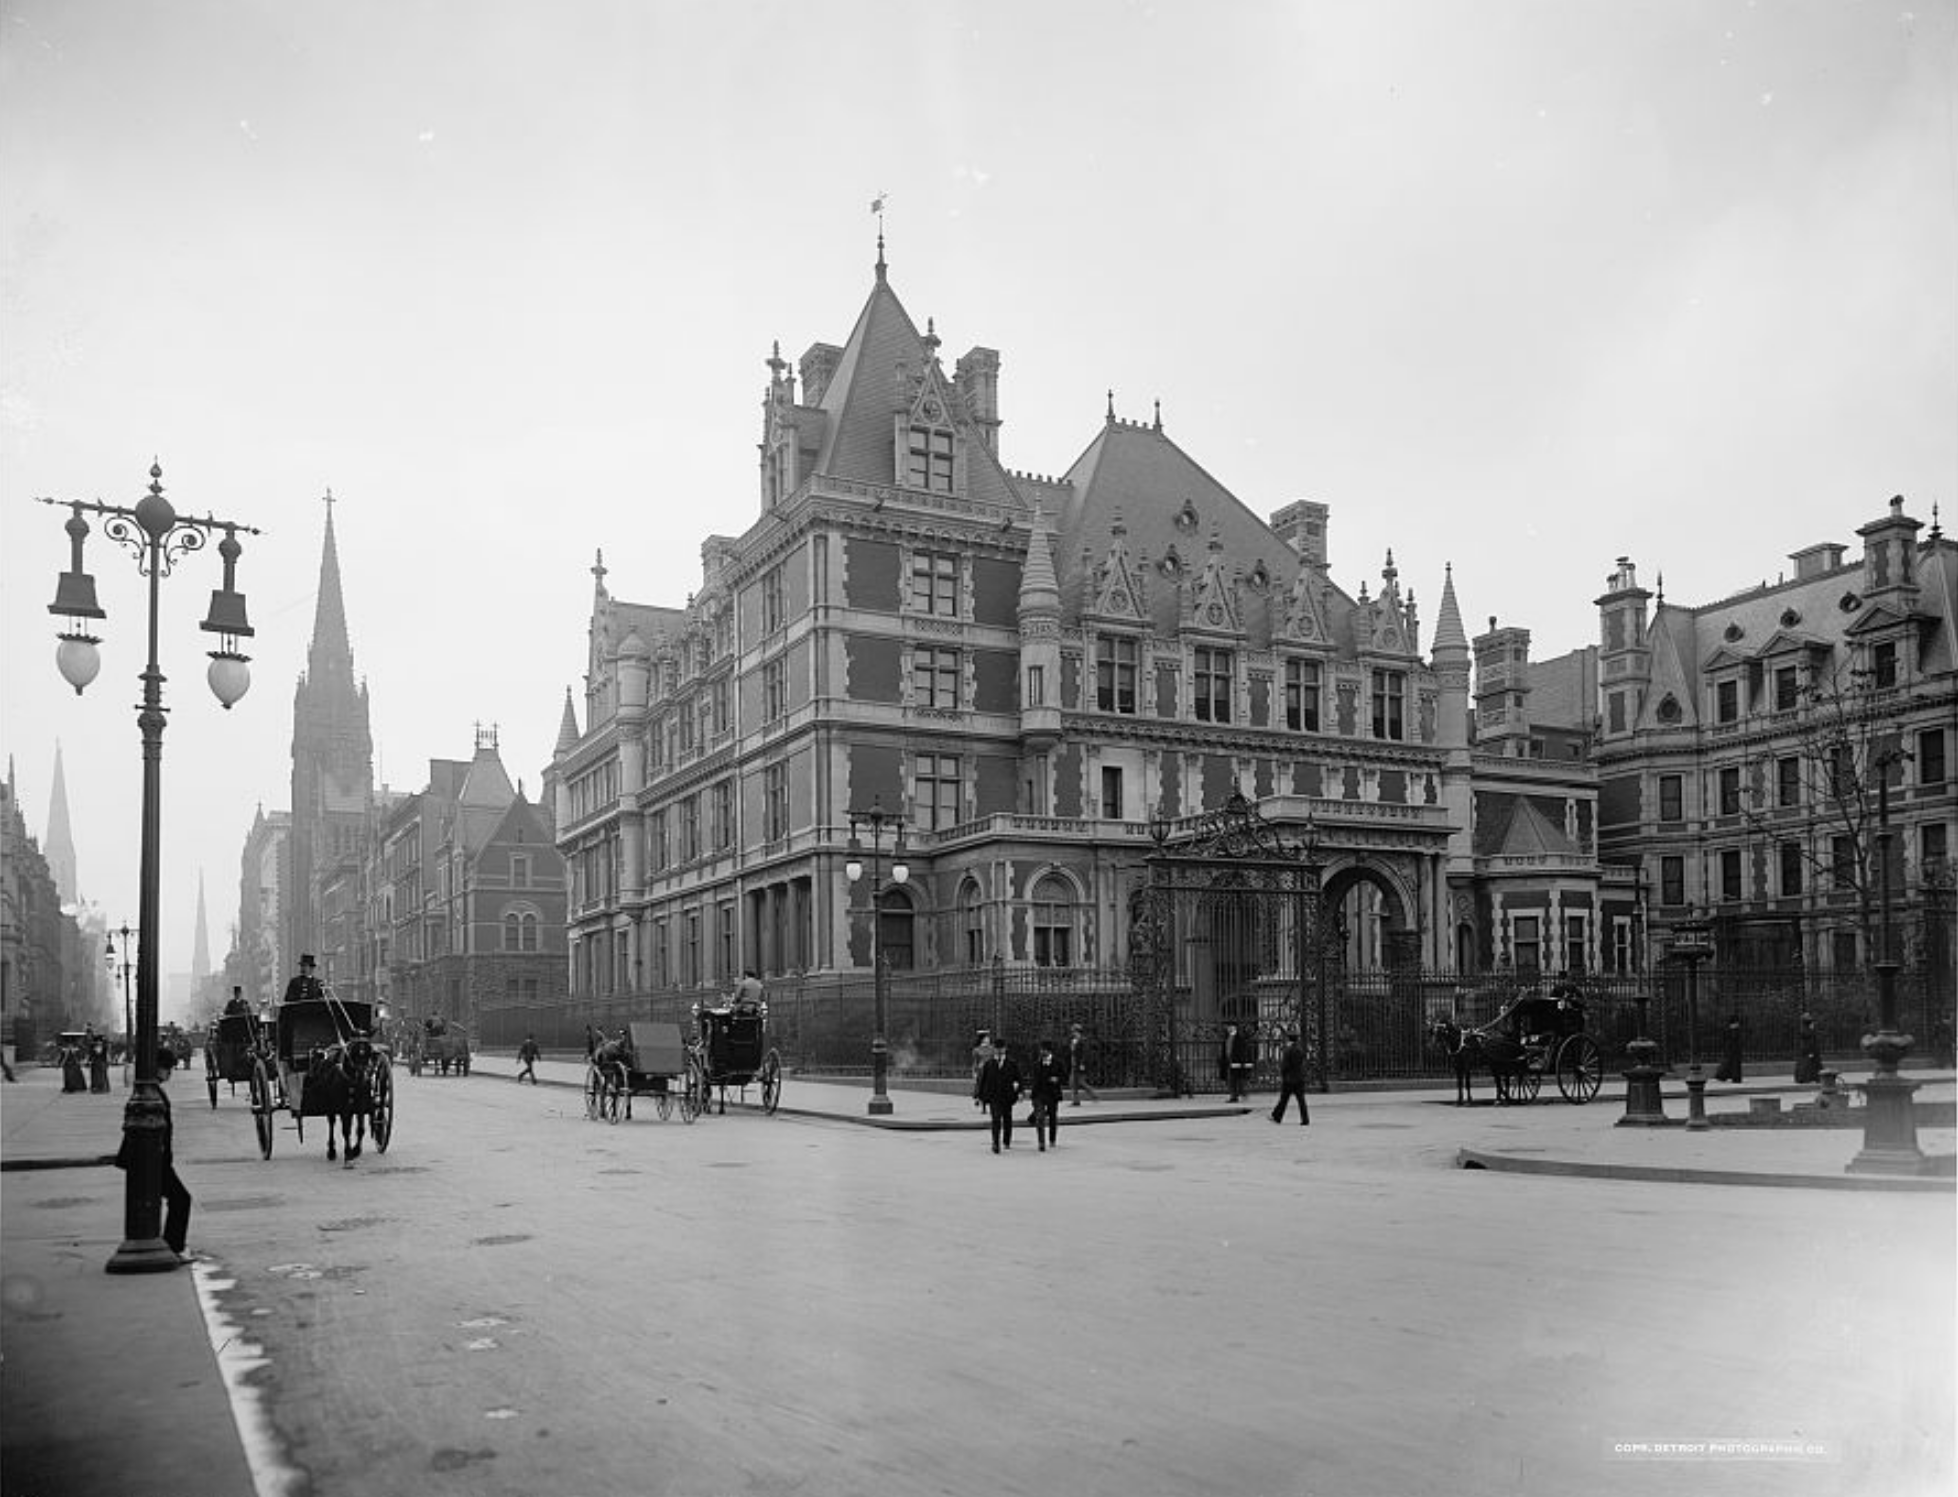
[905,423,954,493]
[1871,640,1898,689]
[1714,678,1739,724]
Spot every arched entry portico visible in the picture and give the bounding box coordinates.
[1320,862,1421,973]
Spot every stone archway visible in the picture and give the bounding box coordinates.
[1320,862,1419,972]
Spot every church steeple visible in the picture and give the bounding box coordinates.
[44,741,78,906]
[192,870,211,983]
[309,489,355,687]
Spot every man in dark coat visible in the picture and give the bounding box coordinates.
[1222,1022,1255,1101]
[282,953,324,1006]
[116,1046,192,1261]
[1271,1032,1310,1125]
[978,1038,1023,1154]
[1793,1014,1822,1084]
[1029,1039,1067,1151]
[1714,1013,1744,1083]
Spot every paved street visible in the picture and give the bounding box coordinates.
[4,1060,1953,1497]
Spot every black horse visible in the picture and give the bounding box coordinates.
[1428,1019,1530,1106]
[305,1035,377,1166]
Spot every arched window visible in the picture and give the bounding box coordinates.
[959,879,985,966]
[503,906,541,953]
[877,887,915,972]
[1031,874,1074,968]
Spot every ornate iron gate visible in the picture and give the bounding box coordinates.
[1131,792,1335,1092]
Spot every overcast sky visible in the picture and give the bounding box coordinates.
[3,0,1953,1017]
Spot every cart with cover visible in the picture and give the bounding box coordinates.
[689,1001,783,1116]
[204,1008,285,1155]
[585,1021,701,1124]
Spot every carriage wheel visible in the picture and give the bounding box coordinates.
[1513,1063,1542,1103]
[370,1059,394,1152]
[1556,1034,1604,1104]
[250,1059,275,1159]
[760,1050,783,1115]
[584,1065,604,1121]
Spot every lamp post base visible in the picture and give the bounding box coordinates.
[106,1238,180,1275]
[1684,1067,1710,1132]
[1847,1070,1926,1175]
[1617,1066,1669,1126]
[866,1095,893,1117]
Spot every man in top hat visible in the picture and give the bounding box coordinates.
[283,953,325,1006]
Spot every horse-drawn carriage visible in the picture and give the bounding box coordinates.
[1431,984,1605,1105]
[586,1022,701,1124]
[404,1016,471,1077]
[271,994,395,1164]
[204,1008,284,1153]
[691,1001,783,1116]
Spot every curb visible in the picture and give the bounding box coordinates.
[1455,1147,1958,1192]
[0,1154,116,1173]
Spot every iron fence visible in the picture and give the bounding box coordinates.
[479,963,1952,1092]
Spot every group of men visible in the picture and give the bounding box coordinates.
[968,1023,1097,1154]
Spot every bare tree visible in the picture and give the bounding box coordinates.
[1736,658,1907,961]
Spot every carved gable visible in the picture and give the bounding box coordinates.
[1187,531,1243,635]
[1085,512,1148,622]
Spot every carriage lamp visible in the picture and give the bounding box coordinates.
[37,465,263,1274]
[846,801,908,1116]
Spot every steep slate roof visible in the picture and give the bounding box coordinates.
[1053,414,1358,640]
[1497,797,1581,857]
[455,740,517,852]
[809,265,1028,513]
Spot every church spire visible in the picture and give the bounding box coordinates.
[44,741,78,905]
[192,869,211,982]
[309,489,355,683]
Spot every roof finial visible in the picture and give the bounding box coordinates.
[871,190,888,281]
[592,548,608,594]
[1106,389,1115,424]
[1153,399,1162,431]
[1931,501,1943,542]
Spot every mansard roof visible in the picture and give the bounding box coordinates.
[1053,411,1349,640]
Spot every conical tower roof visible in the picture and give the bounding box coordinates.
[308,493,356,687]
[1431,563,1469,656]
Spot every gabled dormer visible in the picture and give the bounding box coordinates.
[893,320,965,497]
[1699,637,1751,727]
[1277,562,1332,647]
[1185,529,1244,637]
[1081,511,1149,626]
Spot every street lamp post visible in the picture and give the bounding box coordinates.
[40,464,259,1273]
[1670,917,1715,1132]
[106,923,135,1088]
[845,802,907,1116]
[1849,750,1925,1174]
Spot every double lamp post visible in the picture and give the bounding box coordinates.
[845,803,907,1116]
[105,921,135,1088]
[41,464,260,1274]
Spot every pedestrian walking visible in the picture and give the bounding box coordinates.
[978,1037,1023,1153]
[1714,1013,1744,1083]
[517,1033,541,1084]
[1030,1039,1066,1151]
[1271,1031,1310,1125]
[116,1047,193,1262]
[1067,1022,1098,1106]
[60,1036,86,1093]
[87,1029,111,1094]
[1794,1014,1822,1085]
[970,1029,994,1110]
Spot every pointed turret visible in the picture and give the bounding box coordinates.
[555,687,581,755]
[1018,505,1064,756]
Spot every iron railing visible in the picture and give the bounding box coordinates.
[478,964,1953,1092]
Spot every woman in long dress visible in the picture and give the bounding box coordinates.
[61,1041,88,1093]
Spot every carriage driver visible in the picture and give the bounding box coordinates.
[283,953,325,1006]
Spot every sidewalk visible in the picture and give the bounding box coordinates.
[1,1066,259,1497]
[4,1057,1952,1497]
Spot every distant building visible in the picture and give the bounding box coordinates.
[287,499,375,979]
[379,727,568,1030]
[234,805,289,1008]
[1589,497,1957,977]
